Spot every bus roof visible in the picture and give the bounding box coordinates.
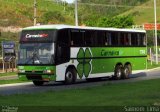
[23,24,146,33]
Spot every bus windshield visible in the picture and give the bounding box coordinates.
[18,43,54,65]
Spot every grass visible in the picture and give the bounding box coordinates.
[0,78,160,107]
[0,79,29,85]
[0,78,160,111]
[0,72,17,77]
[147,61,160,69]
[0,72,30,85]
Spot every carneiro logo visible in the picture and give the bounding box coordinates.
[25,34,48,38]
[77,48,92,78]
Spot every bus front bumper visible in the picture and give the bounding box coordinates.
[18,73,56,82]
[17,66,56,81]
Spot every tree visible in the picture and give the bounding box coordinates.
[84,15,134,28]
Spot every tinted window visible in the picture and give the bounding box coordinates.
[96,31,105,46]
[131,33,146,46]
[69,29,146,47]
[85,30,112,47]
[111,32,118,46]
[85,30,96,46]
[131,33,138,46]
[70,29,84,47]
[139,33,146,46]
[57,29,69,45]
[120,33,131,46]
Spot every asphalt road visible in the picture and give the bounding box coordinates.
[0,68,160,95]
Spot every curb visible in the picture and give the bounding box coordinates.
[0,82,32,87]
[146,67,160,72]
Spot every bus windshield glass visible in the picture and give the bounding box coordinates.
[18,43,55,65]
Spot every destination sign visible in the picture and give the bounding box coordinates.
[25,33,48,38]
[20,30,56,42]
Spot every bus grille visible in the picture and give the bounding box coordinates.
[25,71,43,74]
[26,75,42,80]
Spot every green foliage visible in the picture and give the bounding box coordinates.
[41,11,65,24]
[147,31,160,46]
[78,0,150,25]
[80,0,149,5]
[0,0,150,27]
[85,16,134,28]
[146,31,154,46]
[147,61,160,69]
[0,0,72,27]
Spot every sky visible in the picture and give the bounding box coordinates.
[63,0,74,4]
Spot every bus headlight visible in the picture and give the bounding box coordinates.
[18,69,25,73]
[43,70,53,74]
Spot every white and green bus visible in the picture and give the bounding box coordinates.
[18,25,147,86]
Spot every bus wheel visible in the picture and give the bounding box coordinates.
[33,81,44,86]
[122,64,132,79]
[65,68,77,84]
[114,65,123,80]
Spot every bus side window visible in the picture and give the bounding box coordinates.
[96,31,105,46]
[124,33,128,45]
[131,33,137,46]
[111,32,118,46]
[57,29,69,45]
[128,33,131,46]
[105,32,111,46]
[140,33,146,46]
[131,33,146,47]
[70,29,84,47]
[123,33,126,46]
[56,29,70,65]
[117,32,121,46]
[123,33,131,46]
[84,30,96,47]
[142,34,146,46]
[137,34,140,45]
[56,43,70,65]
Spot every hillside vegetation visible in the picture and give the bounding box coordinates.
[0,0,156,27]
[118,0,160,24]
[0,0,74,27]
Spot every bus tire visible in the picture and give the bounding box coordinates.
[123,64,132,79]
[128,64,132,75]
[122,65,130,79]
[114,65,123,80]
[65,68,77,84]
[33,81,44,86]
